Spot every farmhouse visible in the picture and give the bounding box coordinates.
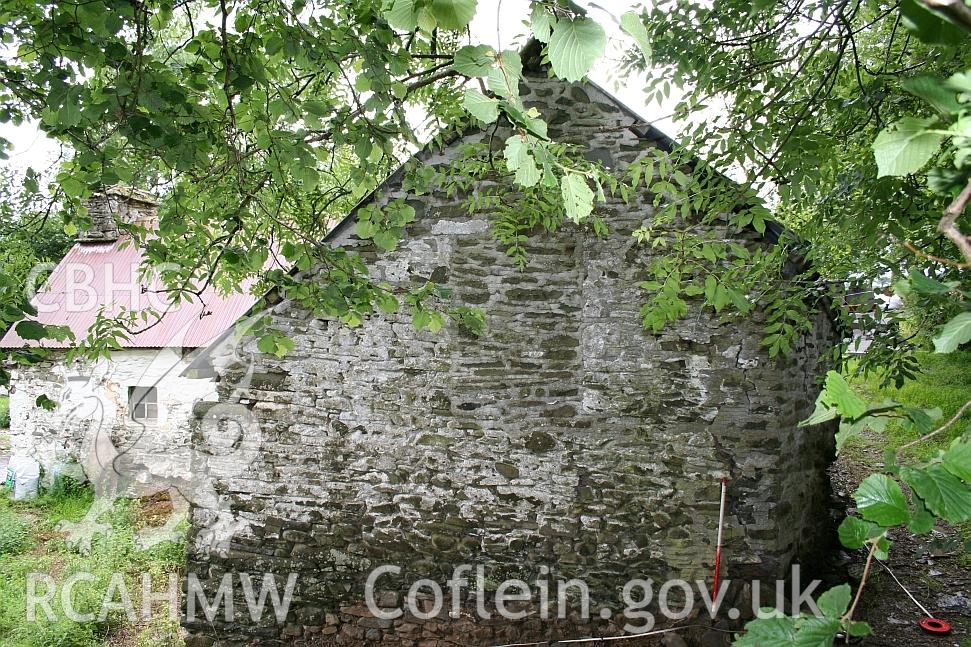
[181,66,839,645]
[0,187,260,492]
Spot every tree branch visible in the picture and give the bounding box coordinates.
[939,177,971,266]
[842,538,879,625]
[902,240,971,268]
[898,398,971,451]
[920,0,971,32]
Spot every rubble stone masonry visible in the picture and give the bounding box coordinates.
[184,74,838,646]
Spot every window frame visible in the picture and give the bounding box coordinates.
[127,385,159,422]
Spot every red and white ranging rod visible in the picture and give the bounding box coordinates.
[711,477,729,603]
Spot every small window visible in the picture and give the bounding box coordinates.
[128,386,158,421]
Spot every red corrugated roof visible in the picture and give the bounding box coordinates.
[0,236,262,349]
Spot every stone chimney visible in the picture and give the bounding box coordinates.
[78,186,159,242]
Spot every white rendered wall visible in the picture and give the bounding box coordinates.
[9,348,216,487]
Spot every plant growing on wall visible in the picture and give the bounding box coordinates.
[0,0,960,362]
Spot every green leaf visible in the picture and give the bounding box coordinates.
[799,390,840,427]
[272,335,295,357]
[900,404,943,434]
[846,621,871,637]
[356,218,378,239]
[901,465,971,523]
[486,50,523,99]
[872,117,945,177]
[303,99,331,116]
[547,17,607,82]
[375,291,400,314]
[412,307,431,331]
[933,312,971,353]
[816,584,851,618]
[735,616,797,646]
[530,3,554,42]
[874,535,892,560]
[713,284,730,312]
[453,45,494,77]
[560,173,594,224]
[853,474,910,526]
[35,394,57,411]
[504,134,529,171]
[824,371,867,419]
[15,320,47,341]
[57,97,82,128]
[503,134,540,186]
[429,0,477,30]
[384,0,418,30]
[427,311,445,333]
[946,71,971,93]
[900,0,969,45]
[835,422,857,454]
[901,75,962,114]
[908,492,936,535]
[515,155,540,187]
[943,440,971,482]
[454,305,486,336]
[256,334,277,354]
[60,177,86,199]
[462,89,499,123]
[837,516,883,549]
[373,230,399,252]
[793,617,841,646]
[620,12,652,64]
[908,268,952,295]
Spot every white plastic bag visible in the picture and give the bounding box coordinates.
[8,456,40,501]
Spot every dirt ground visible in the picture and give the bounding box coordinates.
[831,432,970,646]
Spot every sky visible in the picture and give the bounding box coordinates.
[0,1,685,180]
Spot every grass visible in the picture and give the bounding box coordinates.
[848,350,971,460]
[846,349,971,566]
[0,480,186,647]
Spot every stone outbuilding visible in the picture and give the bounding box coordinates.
[182,72,838,645]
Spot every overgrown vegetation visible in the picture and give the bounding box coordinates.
[0,482,186,647]
[0,396,10,429]
[850,351,971,459]
[0,168,73,298]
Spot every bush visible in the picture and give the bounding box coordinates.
[0,509,30,556]
[46,473,88,499]
[0,396,9,429]
[36,480,94,527]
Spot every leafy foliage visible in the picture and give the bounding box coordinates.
[789,362,971,644]
[735,584,869,646]
[0,508,31,556]
[546,16,606,82]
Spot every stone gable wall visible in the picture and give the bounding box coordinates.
[184,75,837,646]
